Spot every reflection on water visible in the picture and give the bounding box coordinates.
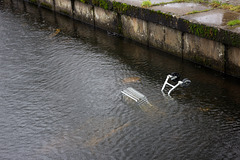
[122,77,141,83]
[0,1,240,160]
[39,117,131,151]
[49,29,61,38]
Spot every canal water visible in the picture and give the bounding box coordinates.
[1,1,240,160]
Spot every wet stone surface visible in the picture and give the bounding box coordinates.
[183,9,240,30]
[151,3,212,16]
[110,0,174,7]
[208,0,240,6]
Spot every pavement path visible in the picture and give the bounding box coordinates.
[111,0,240,33]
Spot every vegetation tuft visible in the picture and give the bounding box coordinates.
[186,9,211,15]
[227,19,240,26]
[172,0,206,3]
[142,0,152,8]
[210,1,240,12]
[209,0,221,8]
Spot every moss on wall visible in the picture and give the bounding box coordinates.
[92,0,110,10]
[78,0,86,3]
[29,0,37,4]
[228,32,240,47]
[112,1,130,14]
[188,23,218,39]
[40,2,52,9]
[59,9,71,16]
[180,20,240,48]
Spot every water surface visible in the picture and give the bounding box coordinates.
[0,2,240,159]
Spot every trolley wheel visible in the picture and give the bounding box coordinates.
[180,78,191,87]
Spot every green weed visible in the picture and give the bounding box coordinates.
[142,0,152,8]
[227,19,240,26]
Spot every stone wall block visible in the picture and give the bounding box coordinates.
[14,0,26,12]
[74,1,94,25]
[163,27,182,57]
[226,47,240,78]
[55,0,72,16]
[38,0,54,10]
[148,22,165,50]
[183,33,225,72]
[121,15,148,45]
[94,7,119,33]
[25,1,40,15]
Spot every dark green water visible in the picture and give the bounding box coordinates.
[0,1,240,159]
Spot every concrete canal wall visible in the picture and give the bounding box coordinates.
[8,0,240,78]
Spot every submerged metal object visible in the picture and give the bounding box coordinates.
[122,73,190,104]
[161,73,191,96]
[121,87,151,105]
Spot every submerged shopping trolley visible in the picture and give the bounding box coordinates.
[121,72,191,106]
[121,87,151,106]
[161,72,191,96]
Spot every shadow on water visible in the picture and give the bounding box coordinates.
[1,1,240,159]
